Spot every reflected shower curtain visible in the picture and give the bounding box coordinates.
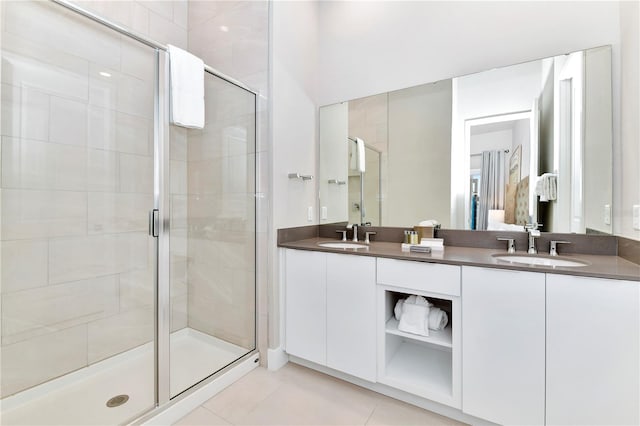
[477,150,505,230]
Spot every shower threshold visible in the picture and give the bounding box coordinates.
[0,328,248,425]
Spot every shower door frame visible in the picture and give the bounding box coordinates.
[43,0,260,415]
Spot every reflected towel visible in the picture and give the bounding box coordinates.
[355,137,366,173]
[168,44,204,129]
[535,173,557,202]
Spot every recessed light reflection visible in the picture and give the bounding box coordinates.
[99,71,112,78]
[220,25,229,32]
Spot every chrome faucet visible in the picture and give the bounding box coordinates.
[524,223,542,254]
[351,224,359,242]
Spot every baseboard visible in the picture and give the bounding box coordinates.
[267,346,289,371]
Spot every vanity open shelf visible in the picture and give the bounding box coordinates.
[377,281,460,408]
[383,337,453,398]
[385,317,452,348]
[383,290,453,348]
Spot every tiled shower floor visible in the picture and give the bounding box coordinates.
[0,328,247,425]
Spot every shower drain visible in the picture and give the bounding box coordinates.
[106,394,129,408]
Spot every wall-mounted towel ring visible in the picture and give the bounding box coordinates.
[288,173,313,181]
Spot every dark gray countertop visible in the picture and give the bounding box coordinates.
[279,237,640,281]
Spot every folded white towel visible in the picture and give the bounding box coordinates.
[355,137,366,173]
[418,219,440,227]
[428,308,449,331]
[168,44,205,129]
[398,301,429,336]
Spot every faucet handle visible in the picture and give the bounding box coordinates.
[549,240,571,256]
[336,230,347,242]
[497,237,516,254]
[364,231,377,244]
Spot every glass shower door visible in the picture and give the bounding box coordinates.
[168,72,256,397]
[0,1,156,424]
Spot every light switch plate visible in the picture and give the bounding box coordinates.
[321,206,327,220]
[604,204,611,225]
[633,205,640,230]
[307,206,313,222]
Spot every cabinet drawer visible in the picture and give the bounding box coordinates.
[377,258,460,296]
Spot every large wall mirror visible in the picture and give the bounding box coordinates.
[318,46,613,234]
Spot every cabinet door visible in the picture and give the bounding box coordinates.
[546,275,639,425]
[462,266,545,425]
[285,249,326,365]
[326,253,377,381]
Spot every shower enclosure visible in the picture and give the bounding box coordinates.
[0,1,257,424]
[348,145,382,226]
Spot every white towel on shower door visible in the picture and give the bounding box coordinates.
[355,137,366,173]
[168,44,205,129]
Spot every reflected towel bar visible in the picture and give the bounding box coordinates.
[288,173,313,181]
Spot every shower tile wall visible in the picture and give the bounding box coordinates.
[0,0,187,397]
[185,79,256,350]
[187,1,268,356]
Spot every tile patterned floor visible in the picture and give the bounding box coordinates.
[173,363,466,426]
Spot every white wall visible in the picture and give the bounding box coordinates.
[270,1,319,350]
[319,102,349,223]
[271,1,319,230]
[318,1,620,106]
[618,0,639,240]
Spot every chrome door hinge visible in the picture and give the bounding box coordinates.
[149,209,159,237]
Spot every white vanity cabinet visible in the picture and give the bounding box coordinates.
[326,253,377,382]
[284,249,377,381]
[461,266,546,425]
[284,249,326,365]
[546,274,640,426]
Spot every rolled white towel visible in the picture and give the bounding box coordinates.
[398,301,429,336]
[394,299,403,321]
[413,295,431,307]
[428,308,448,331]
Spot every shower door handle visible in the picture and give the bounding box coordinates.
[149,209,159,237]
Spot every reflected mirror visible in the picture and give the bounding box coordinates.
[318,46,613,234]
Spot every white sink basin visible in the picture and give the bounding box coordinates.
[318,242,369,249]
[492,254,589,267]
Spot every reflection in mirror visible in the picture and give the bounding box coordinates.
[319,46,613,234]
